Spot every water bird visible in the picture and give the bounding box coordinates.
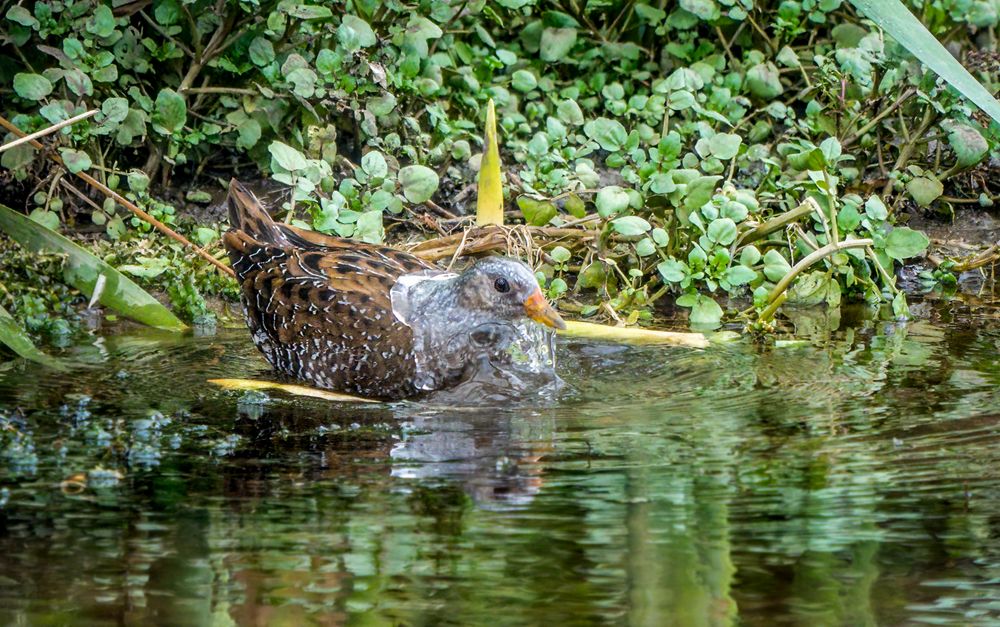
[223,179,565,400]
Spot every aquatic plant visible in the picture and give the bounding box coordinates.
[1,0,999,341]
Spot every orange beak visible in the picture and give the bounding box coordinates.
[523,289,566,330]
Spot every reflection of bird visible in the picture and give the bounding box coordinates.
[223,179,565,400]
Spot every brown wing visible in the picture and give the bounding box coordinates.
[222,179,439,399]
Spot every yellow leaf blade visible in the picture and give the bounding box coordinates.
[207,378,380,403]
[557,320,710,348]
[476,98,503,226]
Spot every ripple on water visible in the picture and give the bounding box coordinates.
[2,307,1000,624]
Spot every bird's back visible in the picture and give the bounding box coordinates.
[222,179,439,399]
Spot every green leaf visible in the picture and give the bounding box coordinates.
[361,151,388,180]
[59,148,92,174]
[657,259,688,283]
[683,293,724,327]
[236,118,261,150]
[746,62,783,99]
[269,141,309,171]
[740,245,761,266]
[706,218,738,245]
[517,197,557,226]
[511,69,538,92]
[884,226,930,260]
[154,0,180,25]
[284,4,333,19]
[865,195,889,220]
[28,209,60,231]
[249,36,275,66]
[947,124,988,167]
[5,6,39,28]
[398,165,439,203]
[13,73,52,100]
[0,203,186,331]
[635,238,657,257]
[557,100,584,125]
[852,0,1000,126]
[550,245,571,263]
[338,15,377,51]
[724,265,757,286]
[763,249,792,282]
[127,170,150,194]
[354,210,384,244]
[708,133,742,160]
[151,88,186,135]
[0,304,65,369]
[595,186,630,217]
[101,97,129,125]
[540,27,577,61]
[680,0,720,20]
[286,67,317,98]
[683,175,722,212]
[86,4,115,38]
[907,176,943,206]
[611,215,651,237]
[583,117,628,152]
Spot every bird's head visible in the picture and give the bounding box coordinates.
[455,257,566,330]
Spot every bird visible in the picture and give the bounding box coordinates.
[222,178,566,400]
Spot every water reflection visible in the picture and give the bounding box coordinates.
[1,299,1000,624]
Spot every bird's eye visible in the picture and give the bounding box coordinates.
[493,277,510,293]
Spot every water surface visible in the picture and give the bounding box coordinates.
[2,298,1000,625]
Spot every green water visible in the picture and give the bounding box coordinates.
[2,298,1000,625]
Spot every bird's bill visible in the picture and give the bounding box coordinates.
[524,289,567,330]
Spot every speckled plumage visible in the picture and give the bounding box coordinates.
[223,179,563,400]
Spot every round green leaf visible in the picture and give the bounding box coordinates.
[583,117,628,152]
[151,88,186,135]
[884,226,930,260]
[398,165,439,203]
[611,215,651,237]
[906,176,943,207]
[268,141,308,172]
[709,133,742,160]
[13,73,52,101]
[763,249,791,282]
[746,62,783,99]
[361,151,388,180]
[338,15,377,51]
[59,148,92,174]
[706,217,738,245]
[511,69,537,92]
[595,186,630,217]
[635,238,656,257]
[657,259,688,283]
[724,265,757,286]
[249,36,275,66]
[948,124,988,168]
[540,27,577,62]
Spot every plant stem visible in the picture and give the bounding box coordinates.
[0,110,97,154]
[763,238,874,313]
[737,197,819,246]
